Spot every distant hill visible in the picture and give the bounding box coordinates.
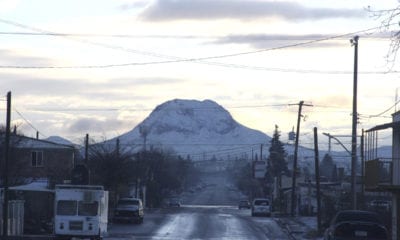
[45,136,75,146]
[108,99,271,161]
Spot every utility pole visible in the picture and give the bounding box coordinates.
[85,133,89,165]
[85,133,90,184]
[313,127,321,233]
[116,138,120,157]
[290,100,312,216]
[2,91,11,237]
[350,35,359,210]
[322,133,352,156]
[360,130,365,205]
[139,124,148,151]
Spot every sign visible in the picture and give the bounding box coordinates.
[253,160,267,179]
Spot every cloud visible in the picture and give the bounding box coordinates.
[68,118,129,133]
[0,0,20,13]
[110,77,184,86]
[138,0,365,22]
[0,73,88,96]
[213,34,345,49]
[0,68,184,103]
[119,0,150,10]
[0,49,54,67]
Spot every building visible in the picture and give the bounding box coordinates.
[365,110,400,239]
[0,134,76,186]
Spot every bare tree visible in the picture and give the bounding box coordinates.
[368,5,400,67]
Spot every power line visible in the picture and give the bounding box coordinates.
[8,102,351,113]
[0,18,398,71]
[363,98,400,118]
[13,108,47,138]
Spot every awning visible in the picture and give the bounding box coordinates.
[365,121,400,132]
[9,181,54,192]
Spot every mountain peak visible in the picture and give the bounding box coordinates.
[117,99,270,161]
[148,99,235,135]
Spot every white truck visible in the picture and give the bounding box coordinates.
[54,184,108,240]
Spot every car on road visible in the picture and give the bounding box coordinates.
[324,210,388,240]
[251,198,271,217]
[113,197,144,224]
[167,198,181,207]
[238,200,251,209]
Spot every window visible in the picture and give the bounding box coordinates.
[57,200,77,215]
[118,199,140,206]
[78,201,99,216]
[31,151,43,167]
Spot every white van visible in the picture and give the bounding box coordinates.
[54,184,109,240]
[251,198,271,217]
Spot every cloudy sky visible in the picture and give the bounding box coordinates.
[0,0,399,150]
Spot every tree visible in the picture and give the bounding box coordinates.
[229,160,264,199]
[368,6,400,66]
[267,125,288,181]
[132,149,195,207]
[320,154,337,182]
[87,142,135,196]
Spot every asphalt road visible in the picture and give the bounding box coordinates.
[106,172,290,240]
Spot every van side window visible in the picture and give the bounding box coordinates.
[78,201,99,216]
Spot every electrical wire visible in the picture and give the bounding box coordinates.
[13,108,47,138]
[0,18,398,72]
[364,98,400,118]
[17,103,292,112]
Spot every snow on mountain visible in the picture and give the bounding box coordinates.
[112,99,271,161]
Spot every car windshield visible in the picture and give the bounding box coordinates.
[254,200,269,205]
[118,199,140,206]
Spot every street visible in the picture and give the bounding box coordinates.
[107,205,290,240]
[106,172,291,239]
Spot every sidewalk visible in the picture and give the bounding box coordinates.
[275,215,323,240]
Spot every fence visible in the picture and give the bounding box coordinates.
[0,200,24,236]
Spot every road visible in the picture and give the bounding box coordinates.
[106,172,291,240]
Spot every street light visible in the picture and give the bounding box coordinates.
[322,132,351,155]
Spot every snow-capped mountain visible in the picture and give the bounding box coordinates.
[111,99,271,161]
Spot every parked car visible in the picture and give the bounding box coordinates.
[251,198,271,217]
[238,200,251,209]
[113,197,144,224]
[168,198,181,207]
[324,210,388,240]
